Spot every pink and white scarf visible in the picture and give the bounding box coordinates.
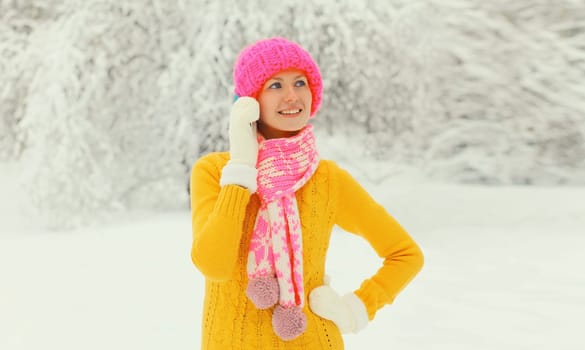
[248,125,320,309]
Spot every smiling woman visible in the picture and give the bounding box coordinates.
[257,69,312,139]
[189,37,424,349]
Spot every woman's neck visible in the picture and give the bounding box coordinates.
[257,122,303,140]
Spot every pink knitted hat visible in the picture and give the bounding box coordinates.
[233,37,322,117]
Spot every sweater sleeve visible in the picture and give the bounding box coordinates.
[190,154,252,281]
[333,163,424,320]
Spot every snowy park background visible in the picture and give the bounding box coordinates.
[1,0,585,349]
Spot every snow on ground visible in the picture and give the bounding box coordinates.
[1,156,584,349]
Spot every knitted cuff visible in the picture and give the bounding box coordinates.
[215,184,252,220]
[220,162,258,193]
[342,293,369,333]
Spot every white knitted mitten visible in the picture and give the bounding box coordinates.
[309,281,369,334]
[220,97,260,192]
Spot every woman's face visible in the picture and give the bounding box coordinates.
[257,69,312,139]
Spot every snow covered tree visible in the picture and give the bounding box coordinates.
[18,1,196,228]
[0,0,70,161]
[415,0,585,184]
[3,0,584,229]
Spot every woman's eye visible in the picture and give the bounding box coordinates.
[295,80,307,87]
[269,82,281,89]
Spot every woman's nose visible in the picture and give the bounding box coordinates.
[284,86,298,102]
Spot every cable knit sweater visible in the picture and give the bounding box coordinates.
[190,152,424,350]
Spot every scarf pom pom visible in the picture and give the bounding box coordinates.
[246,276,279,309]
[272,305,307,341]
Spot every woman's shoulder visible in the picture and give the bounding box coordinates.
[314,159,347,185]
[316,159,361,186]
[316,158,344,174]
[192,152,230,174]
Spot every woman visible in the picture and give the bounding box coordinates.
[190,37,424,349]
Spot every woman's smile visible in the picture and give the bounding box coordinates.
[278,108,303,117]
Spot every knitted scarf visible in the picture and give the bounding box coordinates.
[248,125,319,309]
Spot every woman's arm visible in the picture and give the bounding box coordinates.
[190,155,252,281]
[334,164,424,320]
[190,98,260,280]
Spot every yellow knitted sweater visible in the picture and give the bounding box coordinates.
[190,152,424,350]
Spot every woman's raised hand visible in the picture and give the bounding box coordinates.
[228,97,260,167]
